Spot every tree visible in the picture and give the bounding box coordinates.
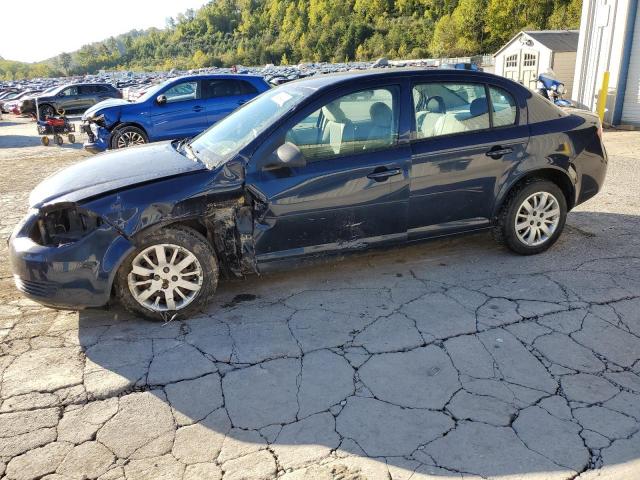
[192,49,210,68]
[8,0,584,78]
[59,52,72,74]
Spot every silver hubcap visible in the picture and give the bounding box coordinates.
[127,244,203,312]
[117,131,146,148]
[515,192,561,247]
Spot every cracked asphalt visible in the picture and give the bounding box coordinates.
[1,117,639,480]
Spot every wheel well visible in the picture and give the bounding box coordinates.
[111,122,148,137]
[157,216,251,279]
[498,169,575,214]
[156,219,221,263]
[163,219,208,239]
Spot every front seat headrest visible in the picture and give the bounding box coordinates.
[322,102,347,123]
[369,102,392,127]
[470,97,489,117]
[426,96,446,113]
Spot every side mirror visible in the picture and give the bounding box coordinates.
[266,142,306,169]
[156,94,167,105]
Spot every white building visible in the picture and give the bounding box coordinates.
[572,0,640,126]
[494,30,579,95]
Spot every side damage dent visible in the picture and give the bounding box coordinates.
[205,198,259,278]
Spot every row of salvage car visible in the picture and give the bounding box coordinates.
[0,58,429,153]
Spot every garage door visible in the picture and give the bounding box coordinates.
[622,9,640,124]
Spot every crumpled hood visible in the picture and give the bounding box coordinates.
[29,142,207,207]
[82,98,131,120]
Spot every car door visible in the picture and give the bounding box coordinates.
[57,86,81,113]
[245,82,412,264]
[150,79,205,140]
[409,79,529,238]
[77,85,98,110]
[202,79,257,126]
[95,85,116,103]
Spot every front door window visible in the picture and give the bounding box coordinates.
[285,87,399,162]
[163,81,198,103]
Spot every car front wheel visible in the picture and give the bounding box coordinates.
[115,227,219,320]
[39,104,55,119]
[493,179,567,255]
[111,125,148,149]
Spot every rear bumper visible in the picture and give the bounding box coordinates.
[9,210,134,309]
[574,135,608,207]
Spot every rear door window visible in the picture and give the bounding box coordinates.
[204,79,258,98]
[78,85,96,95]
[413,82,490,139]
[489,86,517,127]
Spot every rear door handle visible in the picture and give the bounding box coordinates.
[486,146,513,158]
[193,106,204,112]
[367,168,402,181]
[237,100,247,106]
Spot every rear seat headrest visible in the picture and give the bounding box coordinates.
[369,102,392,127]
[470,98,488,117]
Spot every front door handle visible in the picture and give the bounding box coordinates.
[367,168,402,181]
[193,106,204,112]
[486,146,513,159]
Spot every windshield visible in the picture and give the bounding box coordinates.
[189,85,315,168]
[137,79,173,103]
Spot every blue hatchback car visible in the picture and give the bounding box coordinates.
[81,74,270,153]
[11,69,607,319]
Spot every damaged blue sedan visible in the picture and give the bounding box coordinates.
[9,69,607,319]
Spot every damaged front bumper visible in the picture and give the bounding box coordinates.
[81,120,111,153]
[9,209,134,309]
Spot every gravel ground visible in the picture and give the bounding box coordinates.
[0,115,639,480]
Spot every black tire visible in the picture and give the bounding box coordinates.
[54,135,63,146]
[111,125,148,149]
[493,179,567,255]
[39,104,55,120]
[68,134,75,144]
[114,227,219,320]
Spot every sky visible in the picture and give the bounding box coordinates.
[0,0,209,63]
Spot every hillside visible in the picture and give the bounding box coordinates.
[1,0,582,80]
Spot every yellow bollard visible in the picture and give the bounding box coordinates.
[596,71,610,123]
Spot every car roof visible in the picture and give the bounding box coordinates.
[287,68,527,92]
[173,74,266,82]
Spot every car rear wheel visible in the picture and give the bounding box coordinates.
[115,227,218,320]
[493,179,567,255]
[111,126,148,149]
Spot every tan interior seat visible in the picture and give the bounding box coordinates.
[420,96,446,138]
[367,102,393,146]
[321,102,355,155]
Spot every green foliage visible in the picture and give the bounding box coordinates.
[5,0,582,79]
[0,59,63,80]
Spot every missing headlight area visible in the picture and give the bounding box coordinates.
[32,206,103,246]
